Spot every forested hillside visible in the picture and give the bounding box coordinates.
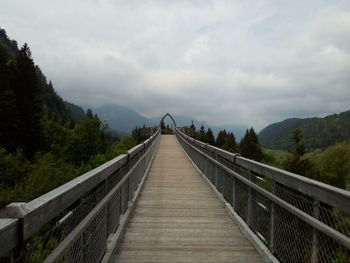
[258,110,350,150]
[0,28,138,208]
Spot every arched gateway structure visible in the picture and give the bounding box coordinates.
[159,112,177,127]
[159,113,177,134]
[0,113,349,263]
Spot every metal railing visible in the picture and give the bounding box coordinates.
[0,129,160,263]
[176,129,350,263]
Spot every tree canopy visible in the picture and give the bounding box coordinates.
[239,128,263,161]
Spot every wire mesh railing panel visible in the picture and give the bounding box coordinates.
[22,180,107,263]
[60,236,83,263]
[222,171,234,206]
[274,204,315,263]
[176,130,350,263]
[252,192,271,245]
[216,163,224,194]
[82,209,107,263]
[106,189,121,235]
[235,178,249,221]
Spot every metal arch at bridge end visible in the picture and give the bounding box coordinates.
[159,113,177,128]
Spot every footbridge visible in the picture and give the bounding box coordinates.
[0,114,349,263]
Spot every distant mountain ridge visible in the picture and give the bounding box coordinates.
[66,102,85,121]
[89,105,247,140]
[258,110,350,150]
[90,104,156,133]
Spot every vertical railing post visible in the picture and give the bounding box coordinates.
[119,188,122,224]
[214,153,218,187]
[204,152,207,176]
[200,150,204,172]
[143,155,146,178]
[223,171,227,199]
[247,171,257,230]
[104,204,108,248]
[216,155,220,188]
[233,166,240,212]
[269,181,276,254]
[311,200,320,263]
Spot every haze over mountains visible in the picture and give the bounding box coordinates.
[89,104,350,147]
[79,103,350,149]
[89,104,247,140]
[90,104,155,133]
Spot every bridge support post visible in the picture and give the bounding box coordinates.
[269,182,276,254]
[214,154,218,188]
[0,203,29,263]
[311,200,320,263]
[247,172,257,230]
[233,177,239,212]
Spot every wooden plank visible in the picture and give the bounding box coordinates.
[112,135,262,263]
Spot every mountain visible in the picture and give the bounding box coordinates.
[258,110,350,150]
[91,104,156,133]
[66,102,85,121]
[152,115,247,141]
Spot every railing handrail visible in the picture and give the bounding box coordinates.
[176,128,350,214]
[0,128,160,256]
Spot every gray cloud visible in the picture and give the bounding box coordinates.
[1,0,350,130]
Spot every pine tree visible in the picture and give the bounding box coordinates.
[205,128,215,145]
[12,43,43,157]
[223,132,236,152]
[239,128,263,161]
[132,127,140,142]
[0,46,21,152]
[160,120,165,129]
[283,128,311,175]
[216,130,227,148]
[196,125,206,142]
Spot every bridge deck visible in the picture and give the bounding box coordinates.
[111,135,262,263]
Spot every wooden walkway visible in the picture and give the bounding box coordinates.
[111,135,262,263]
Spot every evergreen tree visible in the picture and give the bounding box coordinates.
[36,66,70,121]
[189,121,196,138]
[12,43,43,157]
[0,27,18,56]
[223,132,237,152]
[216,130,227,148]
[160,120,166,129]
[132,126,141,142]
[205,128,215,145]
[239,127,263,161]
[283,128,311,175]
[0,47,21,152]
[196,125,206,142]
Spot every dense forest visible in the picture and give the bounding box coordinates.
[0,28,138,208]
[258,110,350,150]
[190,124,350,190]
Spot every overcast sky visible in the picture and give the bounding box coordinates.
[1,0,350,130]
